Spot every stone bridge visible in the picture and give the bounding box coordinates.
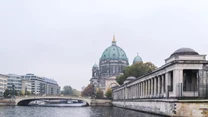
[15,96,92,106]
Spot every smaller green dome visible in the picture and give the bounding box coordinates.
[133,54,142,64]
[93,63,98,68]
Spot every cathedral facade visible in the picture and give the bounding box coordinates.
[90,35,142,93]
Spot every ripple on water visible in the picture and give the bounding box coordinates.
[0,106,164,117]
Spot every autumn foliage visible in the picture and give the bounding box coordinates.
[81,84,94,97]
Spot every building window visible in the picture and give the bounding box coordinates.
[113,66,115,73]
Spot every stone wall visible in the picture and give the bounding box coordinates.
[113,100,174,116]
[90,99,112,107]
[0,99,15,106]
[175,101,208,117]
[113,99,208,116]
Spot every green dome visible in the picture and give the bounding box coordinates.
[100,40,128,61]
[93,63,98,68]
[133,54,142,64]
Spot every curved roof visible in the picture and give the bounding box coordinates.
[100,39,128,61]
[170,47,199,57]
[126,76,136,80]
[133,54,142,64]
[43,77,58,85]
[93,63,98,68]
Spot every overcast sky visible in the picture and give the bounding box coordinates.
[0,0,208,90]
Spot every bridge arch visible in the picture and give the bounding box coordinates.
[15,96,91,106]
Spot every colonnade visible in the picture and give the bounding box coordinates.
[113,69,201,100]
[113,73,170,100]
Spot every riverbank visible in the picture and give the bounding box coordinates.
[0,99,15,106]
[112,99,208,117]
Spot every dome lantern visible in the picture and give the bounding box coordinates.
[112,35,116,46]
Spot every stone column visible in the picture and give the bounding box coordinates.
[158,76,161,96]
[141,83,142,97]
[144,81,146,97]
[138,83,140,98]
[198,68,208,98]
[150,78,152,97]
[142,82,144,97]
[136,84,138,98]
[144,81,147,97]
[139,82,142,98]
[154,77,157,97]
[149,79,151,96]
[135,85,137,98]
[146,81,148,97]
[173,69,183,97]
[161,75,164,95]
[165,72,169,98]
[147,80,149,96]
[141,82,143,97]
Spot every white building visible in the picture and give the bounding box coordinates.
[7,73,60,95]
[21,79,32,94]
[43,77,60,95]
[0,74,8,96]
[22,74,60,95]
[7,74,22,92]
[22,74,43,95]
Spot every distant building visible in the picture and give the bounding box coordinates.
[7,74,22,92]
[21,79,32,94]
[0,74,8,96]
[22,74,43,95]
[7,73,60,95]
[42,77,60,95]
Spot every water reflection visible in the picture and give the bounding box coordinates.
[0,106,164,117]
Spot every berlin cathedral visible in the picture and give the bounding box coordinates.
[90,35,143,93]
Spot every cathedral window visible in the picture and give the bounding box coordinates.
[113,66,115,73]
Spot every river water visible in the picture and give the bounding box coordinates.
[0,106,164,117]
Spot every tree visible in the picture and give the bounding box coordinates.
[62,86,73,95]
[116,62,157,85]
[95,88,104,98]
[81,84,94,97]
[25,91,31,95]
[72,89,81,96]
[105,88,112,98]
[3,89,11,98]
[19,91,24,96]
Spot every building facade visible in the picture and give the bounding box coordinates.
[22,74,43,95]
[7,73,60,95]
[42,77,60,95]
[7,74,22,92]
[113,48,208,100]
[0,74,8,96]
[90,36,143,93]
[21,79,32,94]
